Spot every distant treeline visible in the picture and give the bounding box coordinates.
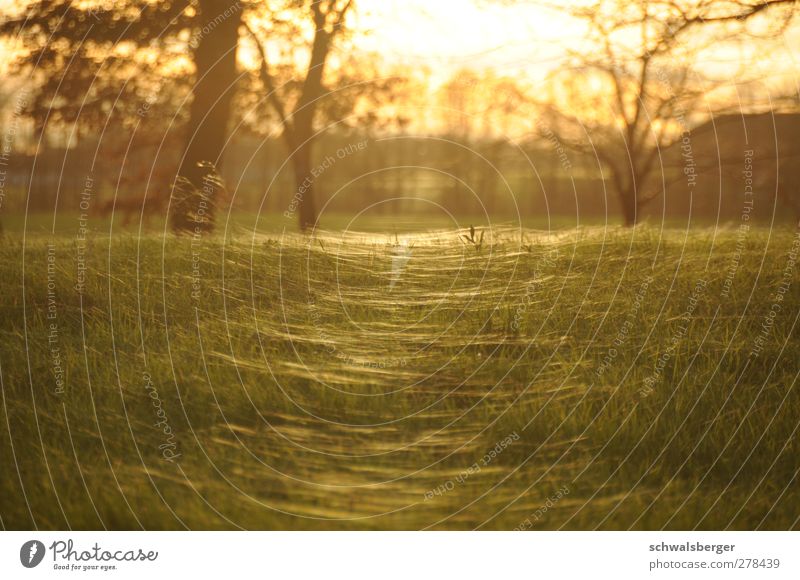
[4,112,799,224]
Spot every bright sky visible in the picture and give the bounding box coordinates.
[0,0,797,98]
[355,0,800,92]
[356,1,582,81]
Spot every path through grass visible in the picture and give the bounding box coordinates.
[1,225,798,529]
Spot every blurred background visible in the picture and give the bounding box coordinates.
[0,0,798,232]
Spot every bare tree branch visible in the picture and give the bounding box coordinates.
[243,20,295,140]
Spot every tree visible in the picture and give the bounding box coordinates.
[497,0,797,226]
[244,0,355,230]
[437,69,528,215]
[0,0,243,232]
[174,0,242,232]
[533,0,714,225]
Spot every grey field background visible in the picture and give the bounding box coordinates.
[1,222,798,530]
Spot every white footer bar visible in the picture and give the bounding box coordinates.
[1,532,797,579]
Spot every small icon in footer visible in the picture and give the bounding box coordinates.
[20,540,46,568]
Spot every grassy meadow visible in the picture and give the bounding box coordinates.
[1,221,799,530]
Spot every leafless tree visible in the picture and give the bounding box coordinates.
[533,0,716,225]
[497,0,797,225]
[245,0,355,230]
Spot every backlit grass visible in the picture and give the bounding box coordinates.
[1,224,798,529]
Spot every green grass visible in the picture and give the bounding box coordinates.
[1,222,799,530]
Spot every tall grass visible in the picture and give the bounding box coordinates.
[1,225,798,530]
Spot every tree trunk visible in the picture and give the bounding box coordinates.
[172,0,241,233]
[291,138,318,231]
[287,20,331,231]
[620,187,639,226]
